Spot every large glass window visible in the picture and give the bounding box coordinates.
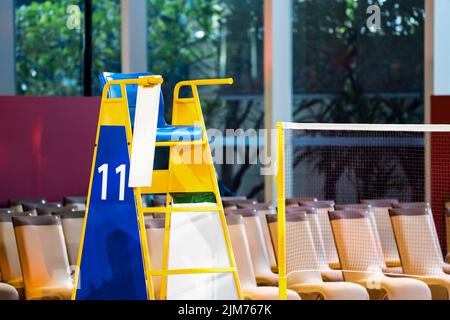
[14,0,121,96]
[15,0,85,95]
[293,0,424,124]
[147,0,265,199]
[291,0,425,202]
[91,0,121,95]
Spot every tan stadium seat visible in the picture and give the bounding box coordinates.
[361,199,399,206]
[389,208,450,299]
[145,218,165,299]
[2,205,23,213]
[59,211,85,267]
[0,208,19,214]
[446,208,450,263]
[392,202,428,209]
[300,200,340,269]
[286,206,344,282]
[223,199,257,210]
[393,202,442,273]
[52,207,77,216]
[152,196,167,208]
[285,197,317,207]
[270,213,368,299]
[11,205,24,212]
[0,212,34,297]
[221,196,247,201]
[9,199,46,207]
[335,204,402,274]
[63,203,86,211]
[391,203,445,271]
[22,202,61,212]
[329,209,431,300]
[360,199,402,268]
[225,209,278,286]
[266,214,279,258]
[12,215,73,300]
[225,215,300,300]
[236,203,278,273]
[63,196,86,206]
[0,282,19,300]
[37,206,70,216]
[34,203,64,216]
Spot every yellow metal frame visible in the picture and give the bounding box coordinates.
[276,122,287,300]
[72,76,243,300]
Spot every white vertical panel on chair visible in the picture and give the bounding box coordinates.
[128,83,160,187]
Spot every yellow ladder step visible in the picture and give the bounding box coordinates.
[155,140,206,147]
[149,267,236,276]
[142,205,221,214]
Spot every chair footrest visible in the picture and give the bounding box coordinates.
[142,206,221,213]
[149,267,236,276]
[155,140,206,147]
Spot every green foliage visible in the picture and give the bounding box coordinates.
[91,0,121,95]
[147,0,227,105]
[15,0,121,96]
[15,0,84,95]
[293,0,425,124]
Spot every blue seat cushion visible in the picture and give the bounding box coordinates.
[156,125,203,142]
[128,108,202,141]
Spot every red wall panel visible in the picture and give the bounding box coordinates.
[431,95,450,254]
[0,96,100,206]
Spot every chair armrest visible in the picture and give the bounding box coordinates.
[102,75,164,98]
[174,78,233,100]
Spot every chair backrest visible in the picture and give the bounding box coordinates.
[335,204,384,260]
[360,199,399,207]
[446,208,450,262]
[0,213,33,290]
[287,206,329,270]
[300,200,339,267]
[225,209,273,280]
[0,208,19,214]
[63,203,86,211]
[145,218,165,299]
[358,201,401,265]
[266,214,279,258]
[391,203,441,257]
[36,204,69,216]
[8,199,45,207]
[59,211,85,267]
[236,203,277,271]
[389,208,444,276]
[12,215,72,299]
[24,202,62,214]
[99,72,166,127]
[223,199,256,210]
[225,215,258,289]
[392,202,429,209]
[221,196,247,201]
[265,212,322,284]
[63,196,86,206]
[285,197,317,207]
[329,210,386,273]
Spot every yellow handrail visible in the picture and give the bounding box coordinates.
[102,75,164,96]
[174,78,233,99]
